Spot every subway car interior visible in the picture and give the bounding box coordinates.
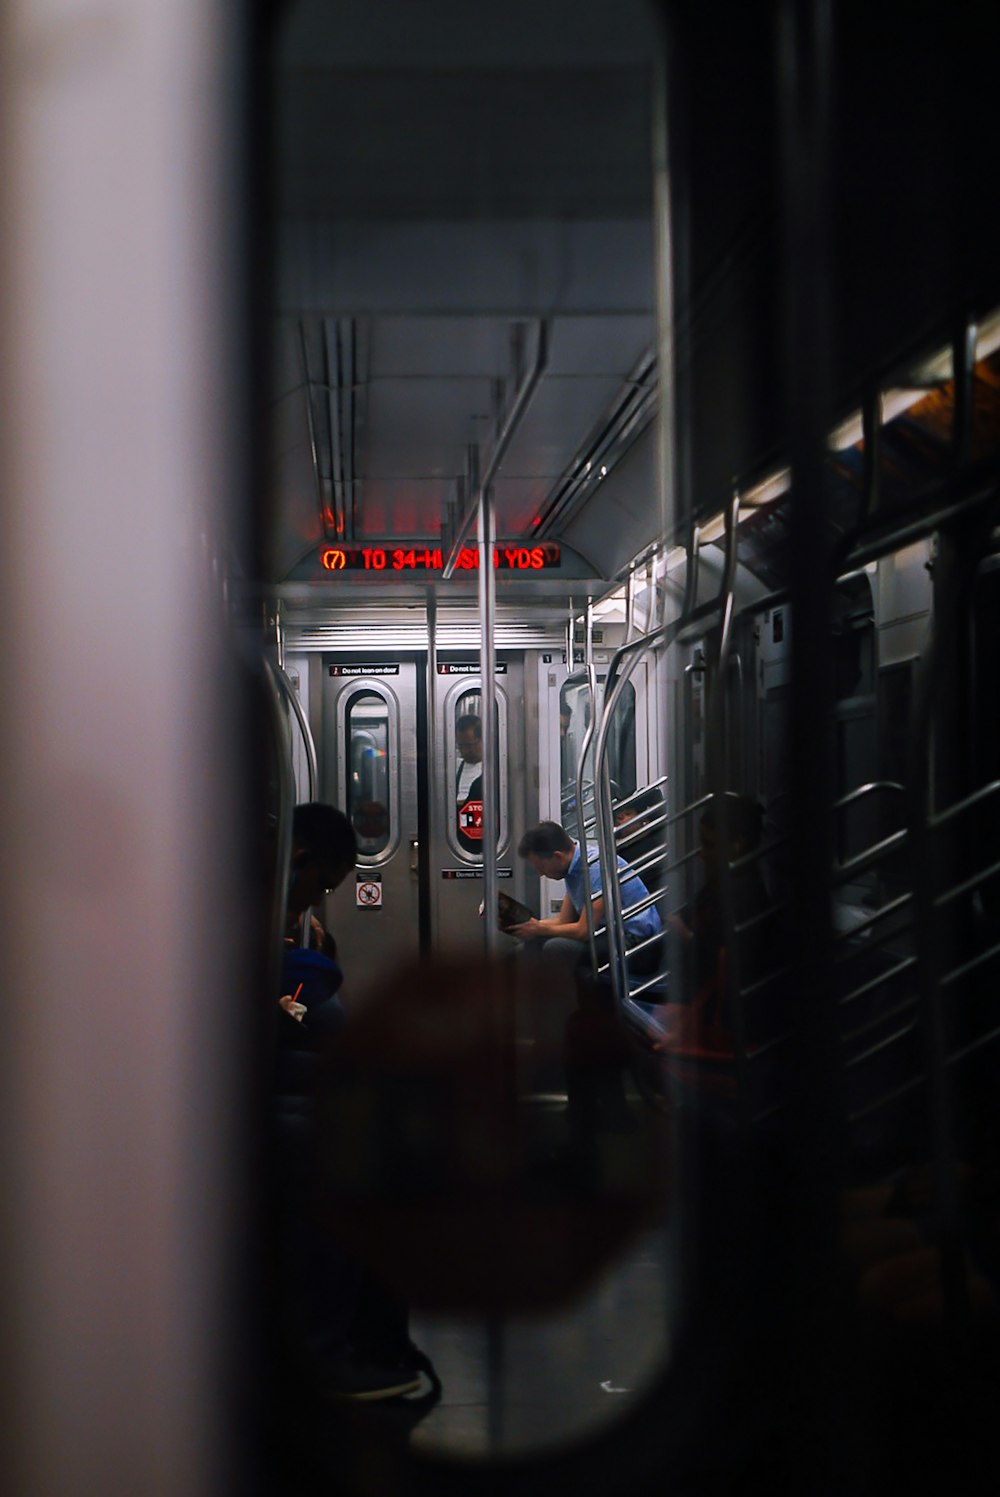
[3,1,1000,1494]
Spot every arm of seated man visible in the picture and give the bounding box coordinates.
[510,892,601,943]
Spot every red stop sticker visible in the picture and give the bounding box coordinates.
[458,799,483,839]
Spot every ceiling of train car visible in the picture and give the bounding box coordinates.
[267,0,661,611]
[265,0,1000,621]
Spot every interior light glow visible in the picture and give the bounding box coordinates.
[828,305,1000,452]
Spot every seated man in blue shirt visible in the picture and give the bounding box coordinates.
[512,821,663,1140]
[511,819,663,977]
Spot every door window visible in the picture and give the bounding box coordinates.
[449,686,507,858]
[345,690,391,856]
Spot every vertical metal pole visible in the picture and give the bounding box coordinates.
[651,0,693,1335]
[953,322,978,471]
[476,490,504,1453]
[778,0,842,1426]
[478,486,498,960]
[575,665,601,975]
[706,493,752,1122]
[651,6,680,553]
[861,388,882,522]
[426,585,437,955]
[274,598,286,672]
[908,320,980,1325]
[625,565,637,644]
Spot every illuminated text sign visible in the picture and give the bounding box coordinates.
[320,543,560,573]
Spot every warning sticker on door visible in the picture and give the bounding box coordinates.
[356,872,383,908]
[457,798,483,840]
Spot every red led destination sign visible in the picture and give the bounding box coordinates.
[320,543,560,573]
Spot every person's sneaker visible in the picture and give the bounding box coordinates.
[318,1350,422,1402]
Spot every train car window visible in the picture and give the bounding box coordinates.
[345,690,392,856]
[608,682,638,802]
[560,678,636,833]
[450,685,507,857]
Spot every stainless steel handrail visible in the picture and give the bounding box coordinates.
[592,499,739,1019]
[933,855,1000,911]
[263,660,296,980]
[704,492,753,1117]
[836,463,1000,576]
[270,662,318,950]
[573,664,602,977]
[841,996,920,1050]
[830,891,913,944]
[833,827,908,885]
[833,779,906,811]
[929,776,1000,828]
[838,955,917,1011]
[614,775,670,818]
[275,664,318,803]
[441,321,550,580]
[478,477,499,961]
[904,343,995,1321]
[939,938,1000,990]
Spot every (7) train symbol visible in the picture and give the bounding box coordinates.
[321,547,347,570]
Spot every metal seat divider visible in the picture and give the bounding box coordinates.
[592,497,747,1083]
[576,552,708,991]
[904,319,996,1325]
[838,955,918,1013]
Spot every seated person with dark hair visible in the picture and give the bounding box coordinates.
[666,794,767,1002]
[614,786,667,886]
[653,794,773,1112]
[280,801,358,1038]
[273,803,425,1402]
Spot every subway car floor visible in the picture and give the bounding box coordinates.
[408,1216,672,1458]
[398,1084,674,1461]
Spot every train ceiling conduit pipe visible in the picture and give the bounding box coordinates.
[529,350,658,542]
[324,317,357,544]
[441,319,550,580]
[299,320,330,543]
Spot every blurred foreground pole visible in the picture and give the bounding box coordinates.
[0,3,250,1494]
